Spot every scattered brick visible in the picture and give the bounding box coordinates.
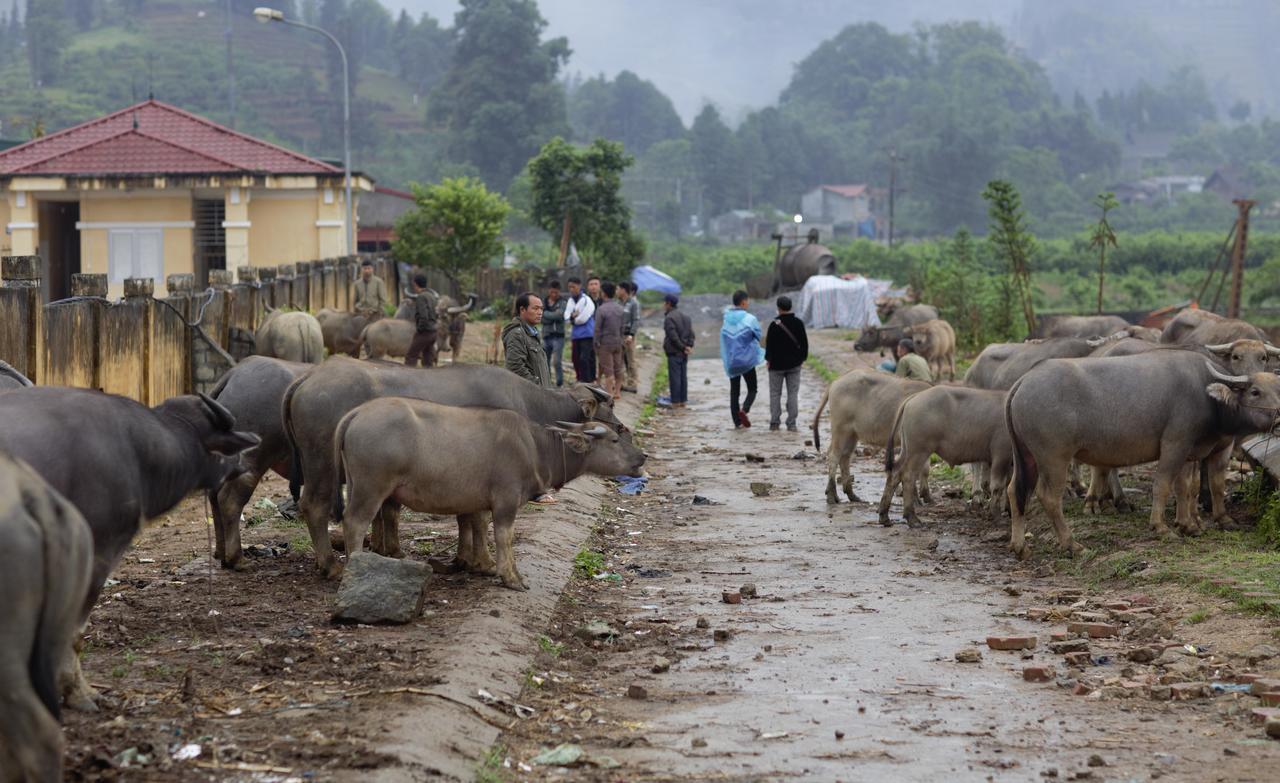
[1170,682,1210,700]
[1124,593,1155,606]
[1258,692,1280,707]
[1067,622,1120,639]
[1050,631,1074,642]
[1073,682,1093,696]
[1064,651,1092,667]
[1102,601,1131,611]
[1025,607,1051,621]
[722,591,742,604]
[1251,679,1280,695]
[987,635,1037,651]
[1071,611,1110,623]
[1250,707,1280,725]
[1023,665,1055,682]
[1049,639,1090,654]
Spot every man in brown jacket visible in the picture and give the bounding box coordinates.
[403,273,439,367]
[502,293,552,388]
[352,260,388,320]
[593,281,626,400]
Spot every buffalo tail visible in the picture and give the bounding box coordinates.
[332,409,357,523]
[281,375,306,502]
[1005,377,1037,515]
[30,522,62,720]
[885,397,909,474]
[811,385,831,451]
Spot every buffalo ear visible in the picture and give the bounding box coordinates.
[1205,383,1238,408]
[207,430,260,456]
[562,433,591,454]
[576,396,598,418]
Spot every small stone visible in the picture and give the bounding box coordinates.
[740,583,758,598]
[1049,639,1089,654]
[749,482,772,497]
[489,609,501,618]
[1023,665,1055,682]
[1251,678,1280,695]
[695,617,710,629]
[1258,692,1280,707]
[713,629,731,642]
[955,648,983,663]
[1249,707,1280,725]
[1246,644,1280,664]
[1064,652,1092,668]
[1127,646,1159,663]
[1050,631,1074,642]
[1025,607,1051,621]
[1266,718,1280,739]
[1070,611,1110,623]
[575,620,620,640]
[331,552,430,625]
[1073,682,1093,696]
[722,591,742,604]
[745,453,766,463]
[834,730,845,740]
[1067,622,1120,639]
[1149,685,1172,701]
[1041,768,1059,778]
[1102,601,1131,611]
[1169,681,1209,700]
[691,737,708,748]
[1003,585,1022,597]
[987,635,1037,651]
[626,684,648,700]
[651,656,671,674]
[1087,754,1106,767]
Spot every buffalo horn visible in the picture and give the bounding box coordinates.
[446,306,465,315]
[1085,337,1106,347]
[584,385,611,403]
[463,293,478,311]
[1205,361,1249,387]
[583,424,609,438]
[1204,342,1234,355]
[1265,344,1280,357]
[198,392,237,430]
[555,420,586,431]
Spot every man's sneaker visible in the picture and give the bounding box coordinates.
[738,410,751,428]
[787,424,799,432]
[769,423,780,431]
[622,386,638,393]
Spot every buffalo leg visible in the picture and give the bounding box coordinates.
[876,459,903,525]
[466,513,496,573]
[1037,468,1081,555]
[491,506,527,590]
[1173,463,1200,535]
[1107,469,1131,513]
[1148,450,1185,538]
[899,452,931,528]
[1205,445,1232,529]
[59,629,99,712]
[1008,480,1031,559]
[300,478,342,579]
[370,500,404,558]
[214,470,262,570]
[337,480,384,565]
[987,458,1011,520]
[827,428,860,504]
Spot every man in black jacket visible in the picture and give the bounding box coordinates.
[764,296,808,431]
[662,294,694,408]
[404,273,439,367]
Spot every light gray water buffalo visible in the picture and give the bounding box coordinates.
[436,294,477,361]
[962,342,1021,389]
[878,386,1012,527]
[209,356,313,570]
[0,453,93,783]
[1160,309,1267,345]
[905,318,957,380]
[812,369,930,504]
[0,389,258,708]
[316,308,370,357]
[283,357,622,578]
[853,304,940,353]
[359,299,415,359]
[982,338,1103,391]
[255,308,324,364]
[1005,351,1280,559]
[334,400,645,590]
[0,360,34,390]
[1042,314,1130,339]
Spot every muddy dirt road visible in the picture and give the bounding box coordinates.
[497,356,1280,782]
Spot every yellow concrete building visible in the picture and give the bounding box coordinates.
[0,99,372,300]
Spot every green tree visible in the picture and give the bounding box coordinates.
[25,0,70,86]
[392,177,510,286]
[568,70,684,155]
[689,104,736,216]
[527,137,644,281]
[982,180,1037,335]
[1088,192,1119,313]
[429,0,571,190]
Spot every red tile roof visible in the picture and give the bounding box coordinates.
[819,184,868,198]
[0,100,341,177]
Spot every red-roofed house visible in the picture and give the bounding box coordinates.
[800,184,886,239]
[0,99,373,299]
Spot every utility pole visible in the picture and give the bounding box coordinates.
[225,0,236,127]
[887,147,903,249]
[1228,198,1255,319]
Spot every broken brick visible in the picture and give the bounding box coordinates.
[1251,679,1280,695]
[1023,665,1055,682]
[1259,692,1280,708]
[1067,622,1120,639]
[987,635,1037,651]
[1064,651,1092,667]
[1249,707,1280,725]
[1170,682,1209,700]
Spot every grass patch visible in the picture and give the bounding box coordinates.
[929,461,967,483]
[476,743,506,783]
[636,359,669,434]
[1186,607,1212,624]
[536,634,564,657]
[805,355,841,384]
[289,533,314,554]
[572,548,605,579]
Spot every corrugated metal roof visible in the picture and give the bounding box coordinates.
[0,99,341,177]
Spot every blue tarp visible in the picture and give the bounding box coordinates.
[631,264,681,295]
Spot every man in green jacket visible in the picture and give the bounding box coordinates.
[503,292,552,388]
[893,338,933,383]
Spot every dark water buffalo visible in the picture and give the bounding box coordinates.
[812,369,930,504]
[0,453,93,782]
[1042,314,1130,339]
[283,357,621,577]
[879,386,1012,527]
[1005,352,1280,559]
[1160,309,1267,345]
[0,360,33,390]
[255,308,324,364]
[359,299,415,359]
[209,356,314,570]
[436,294,477,361]
[0,389,258,708]
[316,309,370,357]
[854,304,940,353]
[334,400,645,590]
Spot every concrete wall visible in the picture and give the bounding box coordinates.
[78,193,195,300]
[249,193,320,265]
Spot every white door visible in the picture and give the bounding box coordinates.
[108,229,164,285]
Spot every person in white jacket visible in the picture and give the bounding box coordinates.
[564,276,597,382]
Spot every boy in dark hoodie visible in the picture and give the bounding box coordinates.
[764,296,808,431]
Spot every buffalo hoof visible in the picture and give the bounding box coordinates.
[878,514,893,527]
[1083,498,1100,515]
[220,555,249,572]
[321,559,344,581]
[499,573,529,591]
[62,681,100,713]
[826,486,840,505]
[904,515,923,530]
[1010,541,1031,560]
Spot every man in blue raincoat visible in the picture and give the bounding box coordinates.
[720,290,766,429]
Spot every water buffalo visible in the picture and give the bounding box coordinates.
[0,389,259,708]
[334,401,645,590]
[255,308,324,364]
[283,357,622,578]
[982,338,1103,391]
[0,360,33,390]
[209,356,314,570]
[359,299,415,359]
[878,386,1012,527]
[1160,309,1266,345]
[316,308,370,357]
[812,369,930,504]
[0,453,93,782]
[1042,315,1130,339]
[962,343,1021,389]
[1005,352,1280,559]
[905,319,957,381]
[853,304,939,353]
[436,294,477,361]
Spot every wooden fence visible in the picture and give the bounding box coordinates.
[0,254,399,404]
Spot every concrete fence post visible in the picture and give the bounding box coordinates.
[166,273,195,296]
[2,255,42,288]
[208,269,234,290]
[237,266,258,284]
[71,273,108,298]
[0,256,43,382]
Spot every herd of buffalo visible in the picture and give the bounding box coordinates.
[3,296,1279,780]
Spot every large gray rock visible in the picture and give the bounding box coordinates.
[332,552,431,625]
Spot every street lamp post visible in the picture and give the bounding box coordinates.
[254,7,354,256]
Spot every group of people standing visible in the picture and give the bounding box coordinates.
[350,260,444,369]
[501,275,641,400]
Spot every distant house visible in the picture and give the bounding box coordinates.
[357,186,416,253]
[799,184,885,239]
[0,99,373,300]
[1110,175,1204,205]
[708,209,779,243]
[1204,166,1255,202]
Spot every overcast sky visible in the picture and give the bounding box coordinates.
[390,0,1020,123]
